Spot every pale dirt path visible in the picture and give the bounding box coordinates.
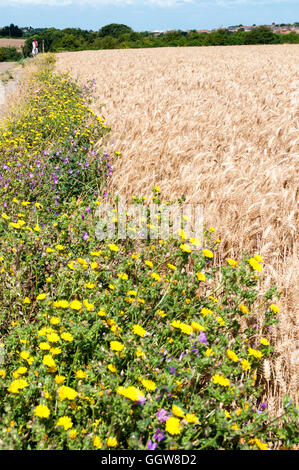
[0,62,22,119]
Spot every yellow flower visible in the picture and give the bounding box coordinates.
[12,367,27,378]
[226,349,239,362]
[60,332,74,342]
[248,348,263,359]
[260,338,270,346]
[191,321,205,332]
[117,273,128,280]
[53,300,69,309]
[165,417,181,435]
[254,254,263,262]
[23,297,31,304]
[185,413,199,424]
[34,404,50,418]
[205,348,214,357]
[93,436,102,449]
[108,364,117,373]
[201,307,213,317]
[151,272,161,282]
[69,429,78,438]
[55,245,64,251]
[141,379,156,391]
[248,258,262,272]
[144,260,153,268]
[57,416,73,430]
[117,386,144,402]
[196,272,206,281]
[69,300,82,311]
[226,258,238,268]
[180,243,192,253]
[202,249,213,258]
[108,244,119,252]
[47,332,60,343]
[43,354,57,370]
[167,263,176,271]
[50,316,60,325]
[241,359,251,371]
[36,293,47,300]
[132,324,146,337]
[58,385,77,401]
[8,379,29,394]
[172,404,185,418]
[55,375,66,385]
[110,341,124,352]
[84,283,96,289]
[75,370,87,379]
[0,369,6,379]
[239,304,249,314]
[212,374,230,387]
[269,304,280,314]
[107,437,118,447]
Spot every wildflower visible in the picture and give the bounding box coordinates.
[117,386,145,403]
[53,300,69,309]
[57,416,73,431]
[47,332,60,343]
[8,379,29,394]
[205,348,214,357]
[241,359,251,371]
[191,321,205,332]
[84,283,96,289]
[216,316,225,326]
[260,338,270,346]
[167,263,176,270]
[141,379,156,391]
[250,438,268,450]
[239,304,249,314]
[132,325,146,337]
[153,428,165,442]
[69,300,82,310]
[248,258,262,272]
[190,237,201,247]
[12,367,27,379]
[147,440,157,450]
[269,304,280,314]
[117,273,128,280]
[212,374,230,387]
[179,323,193,335]
[196,272,206,281]
[254,254,263,262]
[165,417,181,435]
[55,245,64,251]
[23,297,31,304]
[145,260,153,268]
[75,370,87,379]
[50,316,60,325]
[157,409,169,422]
[108,364,117,373]
[43,354,57,370]
[172,404,185,418]
[185,414,199,424]
[107,437,118,447]
[69,430,78,438]
[110,341,124,352]
[0,369,6,379]
[226,258,238,268]
[93,436,102,449]
[248,348,263,359]
[34,405,50,418]
[198,330,209,345]
[180,243,192,253]
[226,349,239,362]
[202,249,213,258]
[20,351,34,364]
[108,244,119,252]
[201,307,213,317]
[55,375,66,385]
[58,386,77,401]
[61,332,74,342]
[36,293,47,300]
[151,272,161,282]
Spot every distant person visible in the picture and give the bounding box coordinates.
[32,39,38,57]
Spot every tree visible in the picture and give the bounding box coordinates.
[98,24,133,38]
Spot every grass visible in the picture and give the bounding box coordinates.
[0,52,297,450]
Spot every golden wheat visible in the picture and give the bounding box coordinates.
[55,45,299,410]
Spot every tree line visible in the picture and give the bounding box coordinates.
[0,23,298,61]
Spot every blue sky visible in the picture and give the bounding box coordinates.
[0,1,298,31]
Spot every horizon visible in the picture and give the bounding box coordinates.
[0,1,298,32]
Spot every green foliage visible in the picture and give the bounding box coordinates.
[0,46,22,62]
[0,24,23,38]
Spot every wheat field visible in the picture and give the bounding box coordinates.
[55,45,299,412]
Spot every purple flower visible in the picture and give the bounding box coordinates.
[137,396,146,405]
[153,428,165,443]
[258,402,267,413]
[178,351,185,362]
[146,440,157,450]
[82,232,89,241]
[169,366,176,375]
[198,330,209,346]
[157,409,169,422]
